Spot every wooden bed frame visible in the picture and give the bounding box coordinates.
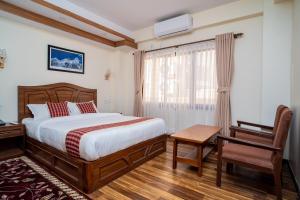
[18,82,167,193]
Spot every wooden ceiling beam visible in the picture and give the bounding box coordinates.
[0,1,116,47]
[115,40,138,49]
[31,0,136,43]
[0,1,138,49]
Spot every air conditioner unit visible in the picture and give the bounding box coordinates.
[154,14,193,38]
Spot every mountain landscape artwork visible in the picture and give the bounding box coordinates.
[48,45,84,74]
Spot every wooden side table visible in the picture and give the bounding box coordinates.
[171,125,221,176]
[0,123,25,160]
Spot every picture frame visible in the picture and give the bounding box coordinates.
[48,45,84,74]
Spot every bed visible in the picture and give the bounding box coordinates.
[18,82,167,193]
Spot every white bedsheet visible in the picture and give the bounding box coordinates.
[22,113,166,161]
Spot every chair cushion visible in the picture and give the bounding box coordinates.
[236,132,273,145]
[222,143,274,170]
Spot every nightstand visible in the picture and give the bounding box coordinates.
[0,123,25,160]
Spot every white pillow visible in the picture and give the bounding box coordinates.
[67,101,99,115]
[67,101,81,115]
[27,104,51,120]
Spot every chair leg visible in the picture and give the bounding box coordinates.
[274,172,282,200]
[281,167,283,185]
[226,163,233,174]
[216,137,223,187]
[216,158,222,187]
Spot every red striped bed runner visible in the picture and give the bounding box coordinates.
[65,117,152,158]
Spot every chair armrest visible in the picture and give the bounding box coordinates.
[237,120,273,130]
[230,126,274,139]
[217,135,282,152]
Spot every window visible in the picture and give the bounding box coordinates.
[143,41,217,109]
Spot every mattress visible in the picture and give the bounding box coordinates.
[22,113,166,161]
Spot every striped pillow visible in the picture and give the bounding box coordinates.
[76,102,97,114]
[47,102,69,118]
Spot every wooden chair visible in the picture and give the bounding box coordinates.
[216,108,293,200]
[231,105,287,145]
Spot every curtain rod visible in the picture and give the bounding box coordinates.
[133,33,243,54]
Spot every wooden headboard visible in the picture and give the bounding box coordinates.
[18,82,97,122]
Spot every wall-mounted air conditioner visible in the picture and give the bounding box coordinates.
[154,14,193,38]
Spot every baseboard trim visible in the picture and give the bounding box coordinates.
[283,159,300,198]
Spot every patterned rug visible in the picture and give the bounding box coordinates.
[0,156,89,200]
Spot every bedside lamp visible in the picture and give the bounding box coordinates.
[0,49,7,69]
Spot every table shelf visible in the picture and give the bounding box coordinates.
[176,144,215,167]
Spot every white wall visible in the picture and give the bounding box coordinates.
[261,0,292,125]
[0,17,119,121]
[113,50,135,115]
[290,0,300,191]
[261,0,293,158]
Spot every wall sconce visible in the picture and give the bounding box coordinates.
[104,69,111,80]
[0,49,7,69]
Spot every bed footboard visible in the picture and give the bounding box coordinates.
[25,134,167,193]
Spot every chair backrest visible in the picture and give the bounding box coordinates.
[273,108,293,149]
[273,105,288,133]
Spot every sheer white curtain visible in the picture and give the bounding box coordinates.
[143,41,217,133]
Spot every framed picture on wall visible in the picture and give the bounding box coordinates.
[48,45,84,74]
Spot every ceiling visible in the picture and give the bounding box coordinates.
[2,0,125,41]
[68,0,237,31]
[0,0,237,48]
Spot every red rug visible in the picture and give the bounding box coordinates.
[0,156,89,200]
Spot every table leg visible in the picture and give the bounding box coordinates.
[173,139,178,169]
[197,145,203,176]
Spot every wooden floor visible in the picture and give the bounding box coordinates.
[89,139,299,200]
